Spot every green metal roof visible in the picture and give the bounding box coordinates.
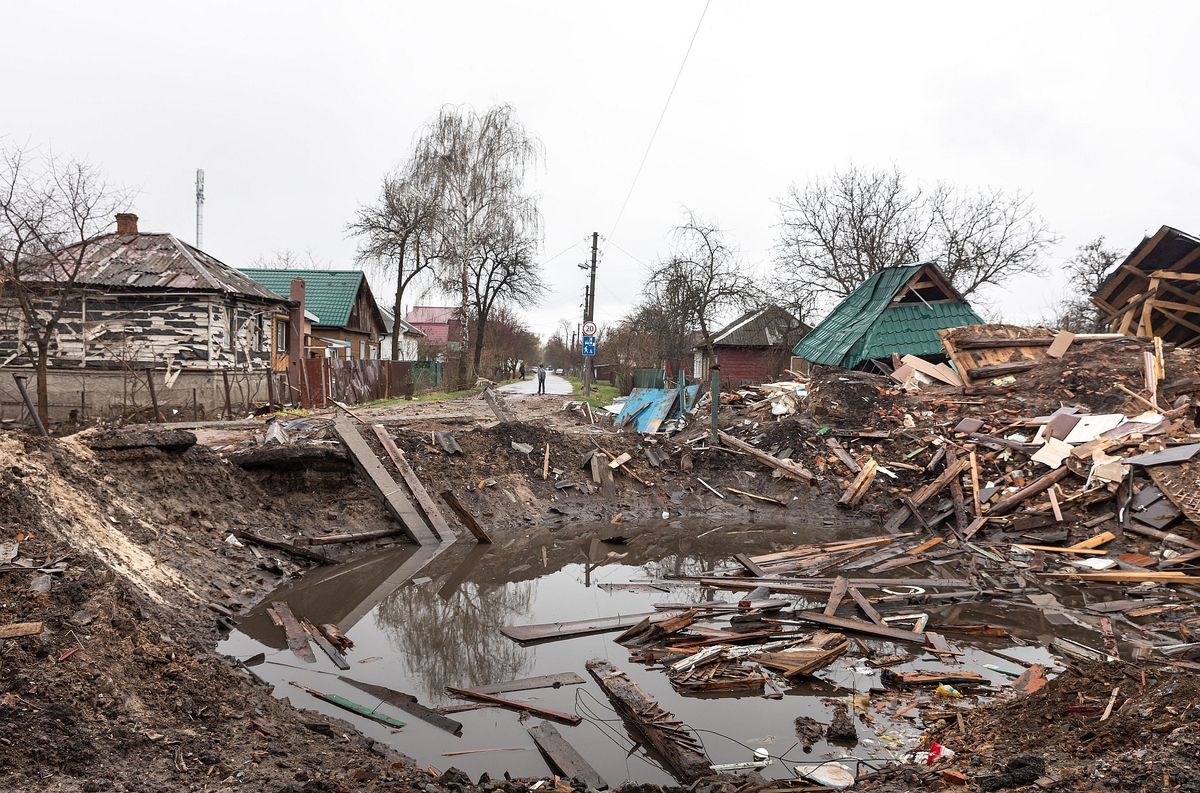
[239,269,366,328]
[792,263,983,368]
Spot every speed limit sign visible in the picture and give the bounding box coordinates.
[582,320,598,336]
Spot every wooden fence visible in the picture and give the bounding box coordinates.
[297,359,415,409]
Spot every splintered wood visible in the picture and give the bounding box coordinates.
[586,659,712,784]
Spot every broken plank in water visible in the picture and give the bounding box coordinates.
[732,553,767,577]
[472,672,586,695]
[289,682,405,728]
[271,601,316,663]
[528,720,608,790]
[586,659,711,784]
[881,669,988,688]
[338,676,463,735]
[0,621,43,639]
[445,686,581,726]
[501,610,685,644]
[295,527,406,546]
[787,611,926,643]
[233,529,334,564]
[440,490,493,544]
[303,619,350,670]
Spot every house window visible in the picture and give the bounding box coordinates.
[345,339,352,360]
[360,340,366,359]
[276,320,288,352]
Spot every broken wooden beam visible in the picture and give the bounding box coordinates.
[439,490,493,543]
[988,466,1074,516]
[0,621,43,639]
[472,672,586,695]
[788,611,926,643]
[883,458,970,532]
[373,425,456,541]
[501,610,687,644]
[271,601,316,663]
[717,431,815,483]
[289,682,405,728]
[838,457,877,508]
[586,659,711,784]
[824,437,861,474]
[445,685,581,726]
[232,529,334,564]
[294,527,406,546]
[527,720,608,790]
[303,619,350,670]
[338,676,463,735]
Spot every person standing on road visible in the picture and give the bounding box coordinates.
[537,364,547,394]
[519,362,526,380]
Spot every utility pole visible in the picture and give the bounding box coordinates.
[195,169,205,249]
[583,232,598,396]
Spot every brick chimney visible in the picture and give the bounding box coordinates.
[115,213,139,234]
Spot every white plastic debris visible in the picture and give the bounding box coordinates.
[224,534,245,548]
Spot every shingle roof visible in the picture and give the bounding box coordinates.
[239,269,368,327]
[793,263,982,368]
[68,233,285,302]
[406,306,459,324]
[707,305,811,348]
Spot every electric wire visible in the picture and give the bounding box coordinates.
[602,0,711,259]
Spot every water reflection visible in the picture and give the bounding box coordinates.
[375,575,536,700]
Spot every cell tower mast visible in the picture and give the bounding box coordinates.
[195,169,205,248]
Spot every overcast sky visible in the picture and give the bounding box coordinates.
[7,1,1198,339]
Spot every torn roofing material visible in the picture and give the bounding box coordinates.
[793,262,983,369]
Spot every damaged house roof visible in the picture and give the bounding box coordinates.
[65,232,286,303]
[793,262,983,369]
[1092,225,1200,347]
[698,305,811,349]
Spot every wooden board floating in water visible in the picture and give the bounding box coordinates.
[586,659,711,784]
[288,682,405,729]
[472,672,586,695]
[445,685,581,726]
[338,676,463,735]
[500,610,686,644]
[527,720,608,790]
[271,601,316,663]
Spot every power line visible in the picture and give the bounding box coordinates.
[602,0,710,259]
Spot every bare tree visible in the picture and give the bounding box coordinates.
[347,166,441,359]
[410,104,542,387]
[929,183,1057,297]
[465,221,546,375]
[773,165,929,300]
[773,164,1057,303]
[246,247,333,270]
[0,146,125,423]
[647,210,759,368]
[1047,236,1124,332]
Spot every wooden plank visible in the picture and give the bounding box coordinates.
[303,619,350,670]
[726,487,785,506]
[1070,531,1116,550]
[501,610,685,644]
[338,676,464,735]
[1046,331,1075,358]
[334,417,437,546]
[1014,544,1108,555]
[296,527,406,546]
[289,682,405,728]
[472,672,586,696]
[988,466,1074,516]
[373,425,455,541]
[733,553,767,578]
[271,601,316,663]
[901,354,963,386]
[0,621,43,639]
[717,431,814,483]
[440,490,493,543]
[446,685,581,726]
[790,611,926,643]
[232,529,334,564]
[847,587,885,626]
[838,457,877,508]
[883,458,970,532]
[586,659,711,784]
[824,437,861,474]
[527,721,608,790]
[969,451,982,517]
[823,576,848,616]
[967,361,1037,379]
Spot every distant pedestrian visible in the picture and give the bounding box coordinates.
[537,364,547,395]
[519,362,526,380]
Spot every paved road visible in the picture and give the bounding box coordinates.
[498,372,573,396]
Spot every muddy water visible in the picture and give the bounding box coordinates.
[218,522,1097,785]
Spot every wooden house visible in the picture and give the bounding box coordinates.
[1092,225,1200,346]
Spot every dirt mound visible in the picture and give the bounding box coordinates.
[804,367,897,425]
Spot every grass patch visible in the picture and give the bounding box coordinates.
[356,376,520,410]
[564,375,620,411]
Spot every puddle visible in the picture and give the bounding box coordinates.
[218,522,1110,784]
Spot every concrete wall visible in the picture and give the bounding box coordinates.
[0,366,285,423]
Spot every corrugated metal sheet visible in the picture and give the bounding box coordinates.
[792,263,982,368]
[74,233,285,302]
[710,305,811,348]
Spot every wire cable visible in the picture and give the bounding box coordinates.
[602,0,711,259]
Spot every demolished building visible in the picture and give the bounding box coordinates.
[1092,224,1200,345]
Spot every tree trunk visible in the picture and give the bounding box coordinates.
[457,258,470,388]
[472,309,488,375]
[36,343,50,426]
[391,238,408,361]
